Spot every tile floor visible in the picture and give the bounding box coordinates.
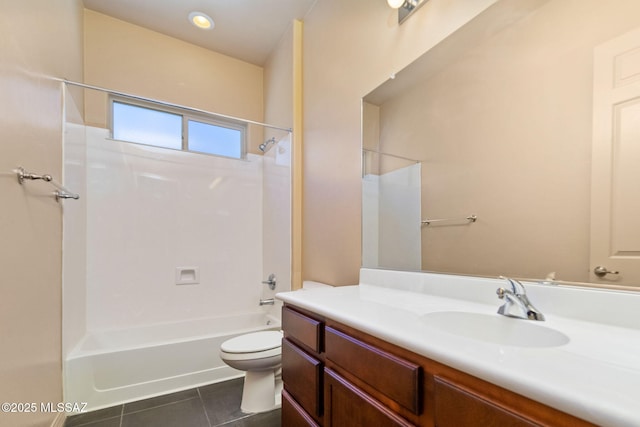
[64,378,281,427]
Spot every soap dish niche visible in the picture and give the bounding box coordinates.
[176,267,200,285]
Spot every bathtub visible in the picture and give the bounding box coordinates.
[64,312,280,411]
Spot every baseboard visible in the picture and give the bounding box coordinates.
[50,412,66,427]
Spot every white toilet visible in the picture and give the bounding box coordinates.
[219,330,283,413]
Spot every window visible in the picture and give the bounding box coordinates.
[187,119,243,159]
[111,98,246,159]
[112,102,182,150]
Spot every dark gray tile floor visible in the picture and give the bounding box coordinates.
[64,378,281,427]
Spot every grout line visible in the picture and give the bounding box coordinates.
[122,397,200,416]
[215,413,254,427]
[66,415,122,427]
[197,387,213,427]
[119,404,124,427]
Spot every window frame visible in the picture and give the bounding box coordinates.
[109,96,247,160]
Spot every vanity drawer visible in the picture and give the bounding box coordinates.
[434,377,537,427]
[283,305,324,353]
[282,338,323,419]
[325,326,422,414]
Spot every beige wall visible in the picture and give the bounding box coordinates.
[0,1,84,426]
[83,10,265,152]
[264,25,294,134]
[301,0,499,285]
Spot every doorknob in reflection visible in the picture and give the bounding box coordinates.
[593,266,620,278]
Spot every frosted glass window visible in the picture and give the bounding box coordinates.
[112,102,182,150]
[188,120,243,159]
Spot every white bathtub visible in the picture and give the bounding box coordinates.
[64,312,280,411]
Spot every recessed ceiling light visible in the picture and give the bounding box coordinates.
[188,11,214,30]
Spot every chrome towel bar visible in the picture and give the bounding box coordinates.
[421,214,477,226]
[16,166,79,202]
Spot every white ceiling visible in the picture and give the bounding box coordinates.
[83,0,317,66]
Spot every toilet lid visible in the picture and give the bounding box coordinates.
[221,330,283,354]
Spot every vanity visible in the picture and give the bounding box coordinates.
[277,269,640,427]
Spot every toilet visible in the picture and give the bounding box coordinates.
[219,330,283,413]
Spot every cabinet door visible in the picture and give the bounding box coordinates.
[324,368,415,427]
[283,390,321,427]
[434,377,538,427]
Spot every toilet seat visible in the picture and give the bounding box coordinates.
[218,330,284,413]
[221,331,282,353]
[220,331,282,361]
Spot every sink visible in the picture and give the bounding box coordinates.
[421,311,569,348]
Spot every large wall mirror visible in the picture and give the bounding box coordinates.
[362,0,640,289]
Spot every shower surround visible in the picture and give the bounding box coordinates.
[86,127,264,330]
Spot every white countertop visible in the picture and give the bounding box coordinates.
[277,270,640,427]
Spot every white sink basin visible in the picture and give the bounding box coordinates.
[422,311,570,348]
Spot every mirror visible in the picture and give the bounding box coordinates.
[362,0,640,289]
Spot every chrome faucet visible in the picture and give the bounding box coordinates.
[496,277,545,321]
[259,298,275,306]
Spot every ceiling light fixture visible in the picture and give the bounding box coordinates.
[387,0,407,9]
[388,0,426,24]
[188,11,214,30]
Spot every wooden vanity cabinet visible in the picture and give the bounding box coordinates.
[282,304,596,427]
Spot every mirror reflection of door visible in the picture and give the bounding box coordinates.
[591,27,640,285]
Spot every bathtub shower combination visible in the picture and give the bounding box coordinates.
[62,81,292,411]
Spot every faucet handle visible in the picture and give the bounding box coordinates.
[262,273,276,290]
[499,276,526,295]
[496,287,508,299]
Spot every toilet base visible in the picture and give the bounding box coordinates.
[240,370,282,413]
